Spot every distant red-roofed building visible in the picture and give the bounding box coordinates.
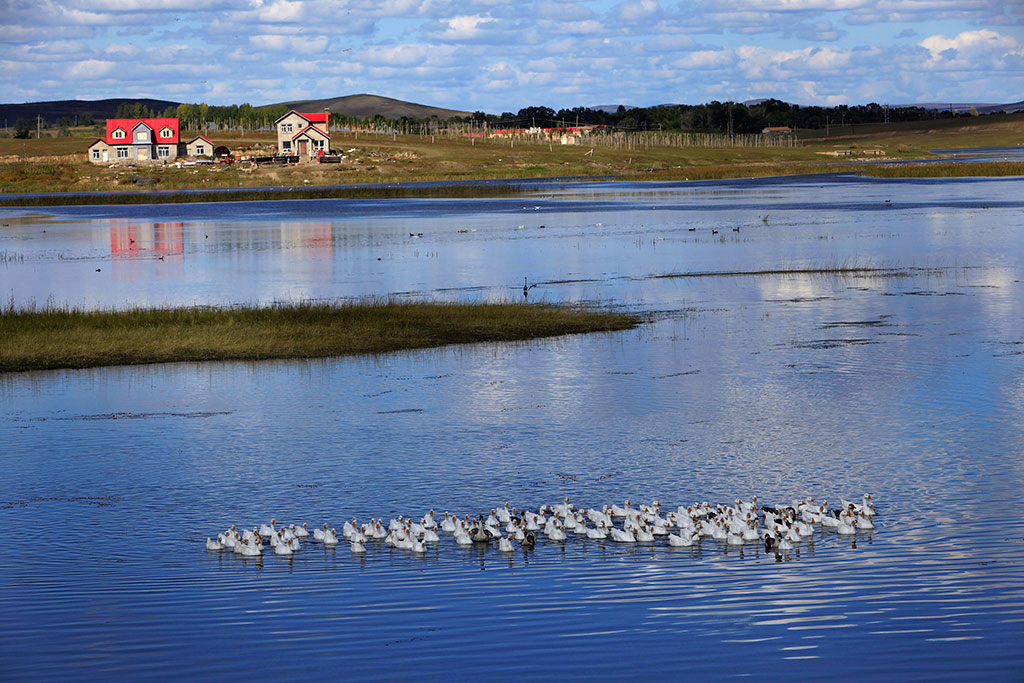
[275,110,331,159]
[88,118,179,163]
[87,118,219,164]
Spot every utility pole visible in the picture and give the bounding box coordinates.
[37,114,42,139]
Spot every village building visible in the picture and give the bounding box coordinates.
[184,135,214,158]
[275,110,331,160]
[87,118,220,164]
[761,126,793,135]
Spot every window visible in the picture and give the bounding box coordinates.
[136,131,149,141]
[281,123,292,133]
[160,128,173,138]
[113,129,125,139]
[116,147,129,159]
[282,140,291,151]
[157,146,170,158]
[91,149,101,160]
[312,139,325,150]
[195,145,205,155]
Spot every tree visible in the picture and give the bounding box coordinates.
[80,112,93,126]
[13,118,31,139]
[116,101,153,118]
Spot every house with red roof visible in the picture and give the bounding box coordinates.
[275,110,331,159]
[87,118,218,164]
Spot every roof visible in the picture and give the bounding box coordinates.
[291,124,330,141]
[275,110,330,135]
[104,118,179,144]
[301,112,329,124]
[186,135,213,144]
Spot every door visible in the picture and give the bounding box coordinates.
[102,150,108,162]
[299,140,308,157]
[138,147,148,161]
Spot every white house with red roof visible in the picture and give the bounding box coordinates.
[275,110,331,159]
[87,118,218,164]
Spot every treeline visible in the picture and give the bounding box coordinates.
[112,99,975,135]
[477,99,970,133]
[9,97,995,140]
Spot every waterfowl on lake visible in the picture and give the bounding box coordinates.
[207,491,875,560]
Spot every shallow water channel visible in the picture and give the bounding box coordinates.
[2,174,1024,679]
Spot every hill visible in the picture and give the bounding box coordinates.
[892,101,1024,115]
[270,93,471,120]
[0,98,180,125]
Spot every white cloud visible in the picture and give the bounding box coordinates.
[66,59,118,79]
[674,50,735,69]
[247,33,329,54]
[918,29,1023,69]
[434,15,496,40]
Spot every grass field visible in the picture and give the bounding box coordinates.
[0,300,642,373]
[0,114,1021,199]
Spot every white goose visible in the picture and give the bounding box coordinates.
[836,515,857,535]
[258,519,277,538]
[667,530,698,547]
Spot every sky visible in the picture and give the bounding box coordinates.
[1,0,1022,113]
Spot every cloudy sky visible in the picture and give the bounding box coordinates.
[2,0,1022,112]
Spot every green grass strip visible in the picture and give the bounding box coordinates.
[0,300,642,373]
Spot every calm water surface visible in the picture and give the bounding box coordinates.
[2,175,1023,679]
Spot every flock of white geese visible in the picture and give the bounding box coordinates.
[207,494,876,558]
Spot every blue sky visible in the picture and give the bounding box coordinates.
[1,1,1021,112]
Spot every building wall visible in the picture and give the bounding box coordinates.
[88,141,110,164]
[276,112,310,155]
[186,138,213,157]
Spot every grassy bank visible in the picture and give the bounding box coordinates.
[0,300,642,373]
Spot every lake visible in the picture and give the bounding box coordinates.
[2,174,1023,679]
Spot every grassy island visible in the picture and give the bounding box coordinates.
[0,300,642,373]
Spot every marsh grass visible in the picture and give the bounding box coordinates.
[0,182,533,207]
[0,299,641,373]
[856,161,1024,178]
[652,263,942,279]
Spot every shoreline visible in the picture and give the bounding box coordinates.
[2,161,1022,208]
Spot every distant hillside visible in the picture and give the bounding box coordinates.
[0,98,180,125]
[893,101,1024,115]
[589,104,636,113]
[271,93,471,120]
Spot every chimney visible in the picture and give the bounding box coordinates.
[324,107,330,131]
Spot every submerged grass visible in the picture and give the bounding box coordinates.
[653,264,942,279]
[0,299,642,373]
